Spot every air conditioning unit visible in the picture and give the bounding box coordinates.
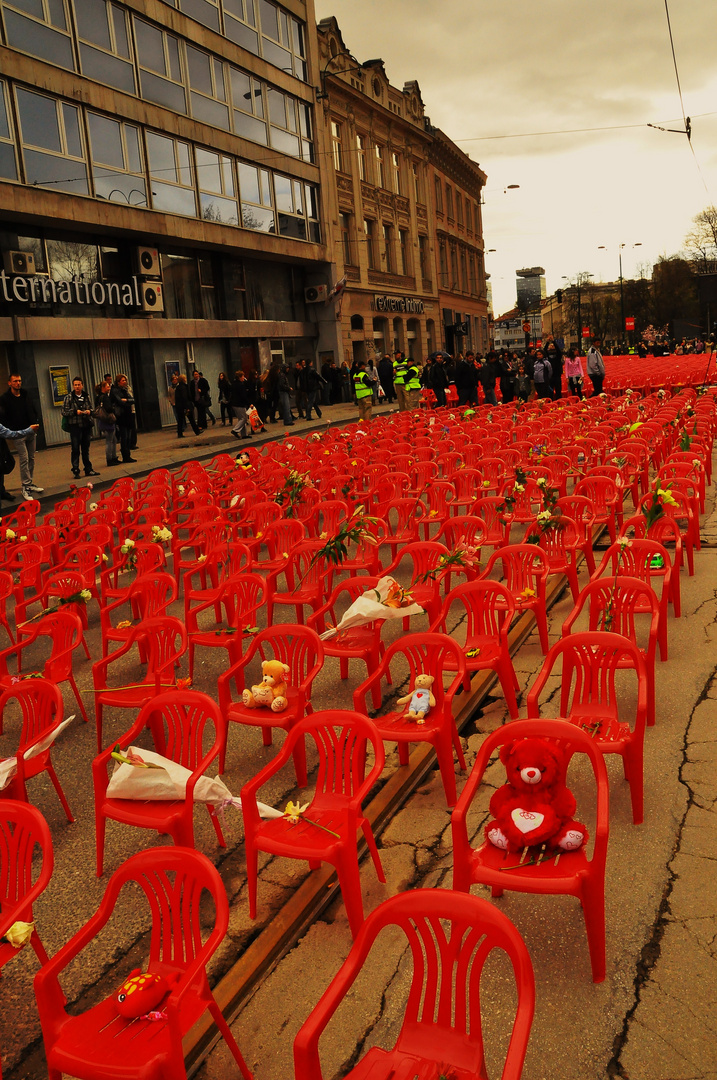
[3,250,36,275]
[304,284,328,303]
[135,246,161,278]
[141,281,164,313]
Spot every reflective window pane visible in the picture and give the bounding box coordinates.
[47,0,66,29]
[16,89,61,152]
[94,170,147,204]
[125,125,141,172]
[200,191,238,225]
[9,0,45,19]
[146,132,176,179]
[79,44,135,92]
[74,0,111,48]
[47,239,98,280]
[88,112,124,168]
[4,10,75,69]
[139,71,186,114]
[181,0,220,31]
[167,36,182,82]
[24,150,88,194]
[177,141,191,185]
[234,110,267,144]
[224,16,259,54]
[151,180,196,216]
[135,20,165,72]
[191,94,230,130]
[0,85,10,140]
[242,204,274,232]
[187,47,212,94]
[259,0,278,39]
[196,147,223,193]
[274,173,291,212]
[112,5,130,55]
[270,126,299,157]
[62,104,83,157]
[0,143,18,181]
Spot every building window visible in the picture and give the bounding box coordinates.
[258,0,307,81]
[274,173,306,239]
[438,240,448,287]
[364,219,377,269]
[340,211,353,265]
[445,184,454,220]
[134,19,187,114]
[187,46,230,130]
[15,88,88,194]
[469,253,477,294]
[238,162,275,232]
[197,146,238,225]
[230,67,268,145]
[450,244,459,289]
[3,0,75,70]
[391,151,401,194]
[374,144,384,188]
[223,0,260,55]
[460,249,468,293]
[266,86,302,158]
[146,131,196,216]
[383,223,393,273]
[330,120,343,172]
[87,111,146,205]
[465,200,472,233]
[74,0,135,93]
[456,192,463,226]
[179,0,220,32]
[356,133,367,181]
[412,161,423,203]
[434,174,443,213]
[0,81,18,181]
[418,235,429,282]
[399,229,409,276]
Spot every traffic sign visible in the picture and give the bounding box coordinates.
[582,326,591,338]
[522,321,530,333]
[625,317,635,331]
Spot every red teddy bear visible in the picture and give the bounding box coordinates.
[485,736,588,853]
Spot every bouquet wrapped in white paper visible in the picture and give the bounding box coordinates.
[0,715,75,792]
[106,746,282,818]
[320,576,424,641]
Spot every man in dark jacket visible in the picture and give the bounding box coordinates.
[229,370,252,439]
[304,363,325,421]
[544,337,564,400]
[109,374,137,462]
[477,352,500,405]
[62,376,99,478]
[429,354,449,407]
[378,354,395,403]
[0,373,43,500]
[455,352,476,406]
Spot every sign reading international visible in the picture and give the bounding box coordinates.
[0,272,146,308]
[373,295,425,315]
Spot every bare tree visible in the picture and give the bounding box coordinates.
[684,206,717,271]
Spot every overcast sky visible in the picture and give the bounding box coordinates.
[314,0,717,315]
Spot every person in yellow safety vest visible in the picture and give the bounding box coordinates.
[404,358,422,411]
[353,359,373,422]
[393,350,408,412]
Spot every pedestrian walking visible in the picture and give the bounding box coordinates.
[366,356,380,404]
[230,370,252,439]
[477,352,500,405]
[378,354,395,403]
[532,350,553,399]
[0,373,43,501]
[339,361,352,403]
[109,374,137,463]
[429,354,449,408]
[353,358,373,422]
[294,360,308,419]
[586,338,606,396]
[0,416,39,500]
[403,356,422,411]
[564,347,585,399]
[304,363,325,420]
[62,376,99,479]
[545,337,564,400]
[94,380,119,465]
[277,364,294,426]
[217,373,232,425]
[172,374,200,438]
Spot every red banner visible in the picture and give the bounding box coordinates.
[582,326,591,338]
[625,317,635,331]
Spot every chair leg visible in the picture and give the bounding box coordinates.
[46,764,74,823]
[96,702,103,753]
[246,841,258,920]
[581,881,606,983]
[535,607,549,654]
[360,818,386,883]
[207,805,227,847]
[207,999,254,1080]
[30,930,49,966]
[292,733,308,788]
[647,668,655,728]
[451,723,467,771]
[498,659,519,720]
[96,812,106,877]
[435,730,458,807]
[625,743,644,826]
[335,851,365,938]
[67,674,89,723]
[397,742,410,766]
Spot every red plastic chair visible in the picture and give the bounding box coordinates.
[0,680,74,821]
[34,846,252,1080]
[529,513,581,601]
[93,690,227,876]
[99,541,166,603]
[217,624,323,782]
[0,570,14,644]
[307,577,386,708]
[562,577,660,727]
[186,572,266,679]
[473,496,513,550]
[481,544,551,654]
[266,541,330,626]
[451,718,610,982]
[92,617,188,752]
[293,888,535,1080]
[385,541,451,627]
[353,633,467,806]
[15,570,91,650]
[449,467,483,515]
[574,474,621,543]
[0,609,89,723]
[620,513,684,616]
[556,495,597,574]
[241,711,386,938]
[420,479,456,539]
[526,632,649,824]
[0,799,53,1080]
[591,538,671,661]
[637,488,697,576]
[250,518,306,573]
[379,498,425,560]
[306,499,350,539]
[100,571,178,657]
[430,580,519,717]
[6,541,44,605]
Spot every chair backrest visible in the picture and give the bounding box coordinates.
[0,799,53,917]
[379,633,466,713]
[251,624,324,686]
[219,573,267,625]
[293,888,535,1080]
[138,689,222,771]
[483,543,549,594]
[439,579,515,638]
[0,678,63,760]
[135,617,187,673]
[563,575,660,649]
[128,572,178,616]
[294,711,385,803]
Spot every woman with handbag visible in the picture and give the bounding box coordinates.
[94,380,119,466]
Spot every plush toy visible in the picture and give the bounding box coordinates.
[485,737,588,853]
[396,674,435,724]
[236,451,252,469]
[115,969,180,1018]
[242,659,289,712]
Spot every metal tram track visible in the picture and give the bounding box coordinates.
[184,539,602,1074]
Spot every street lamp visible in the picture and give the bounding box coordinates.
[598,243,642,350]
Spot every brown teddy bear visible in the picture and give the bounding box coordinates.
[396,674,435,724]
[242,659,289,712]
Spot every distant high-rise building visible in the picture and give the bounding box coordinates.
[516,267,546,311]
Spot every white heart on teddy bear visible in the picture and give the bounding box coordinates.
[511,808,545,834]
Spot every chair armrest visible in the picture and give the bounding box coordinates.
[92,636,135,689]
[185,743,221,803]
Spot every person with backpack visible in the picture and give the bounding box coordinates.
[532,349,553,399]
[586,337,606,396]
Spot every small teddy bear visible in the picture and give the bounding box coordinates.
[396,674,435,724]
[242,659,290,713]
[485,737,588,854]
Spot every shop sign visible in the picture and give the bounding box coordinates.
[373,294,424,315]
[0,272,145,308]
[625,316,635,331]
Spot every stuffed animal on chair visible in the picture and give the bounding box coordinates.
[396,674,435,724]
[242,659,289,712]
[485,737,588,853]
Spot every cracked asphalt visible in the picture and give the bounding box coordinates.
[196,481,717,1080]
